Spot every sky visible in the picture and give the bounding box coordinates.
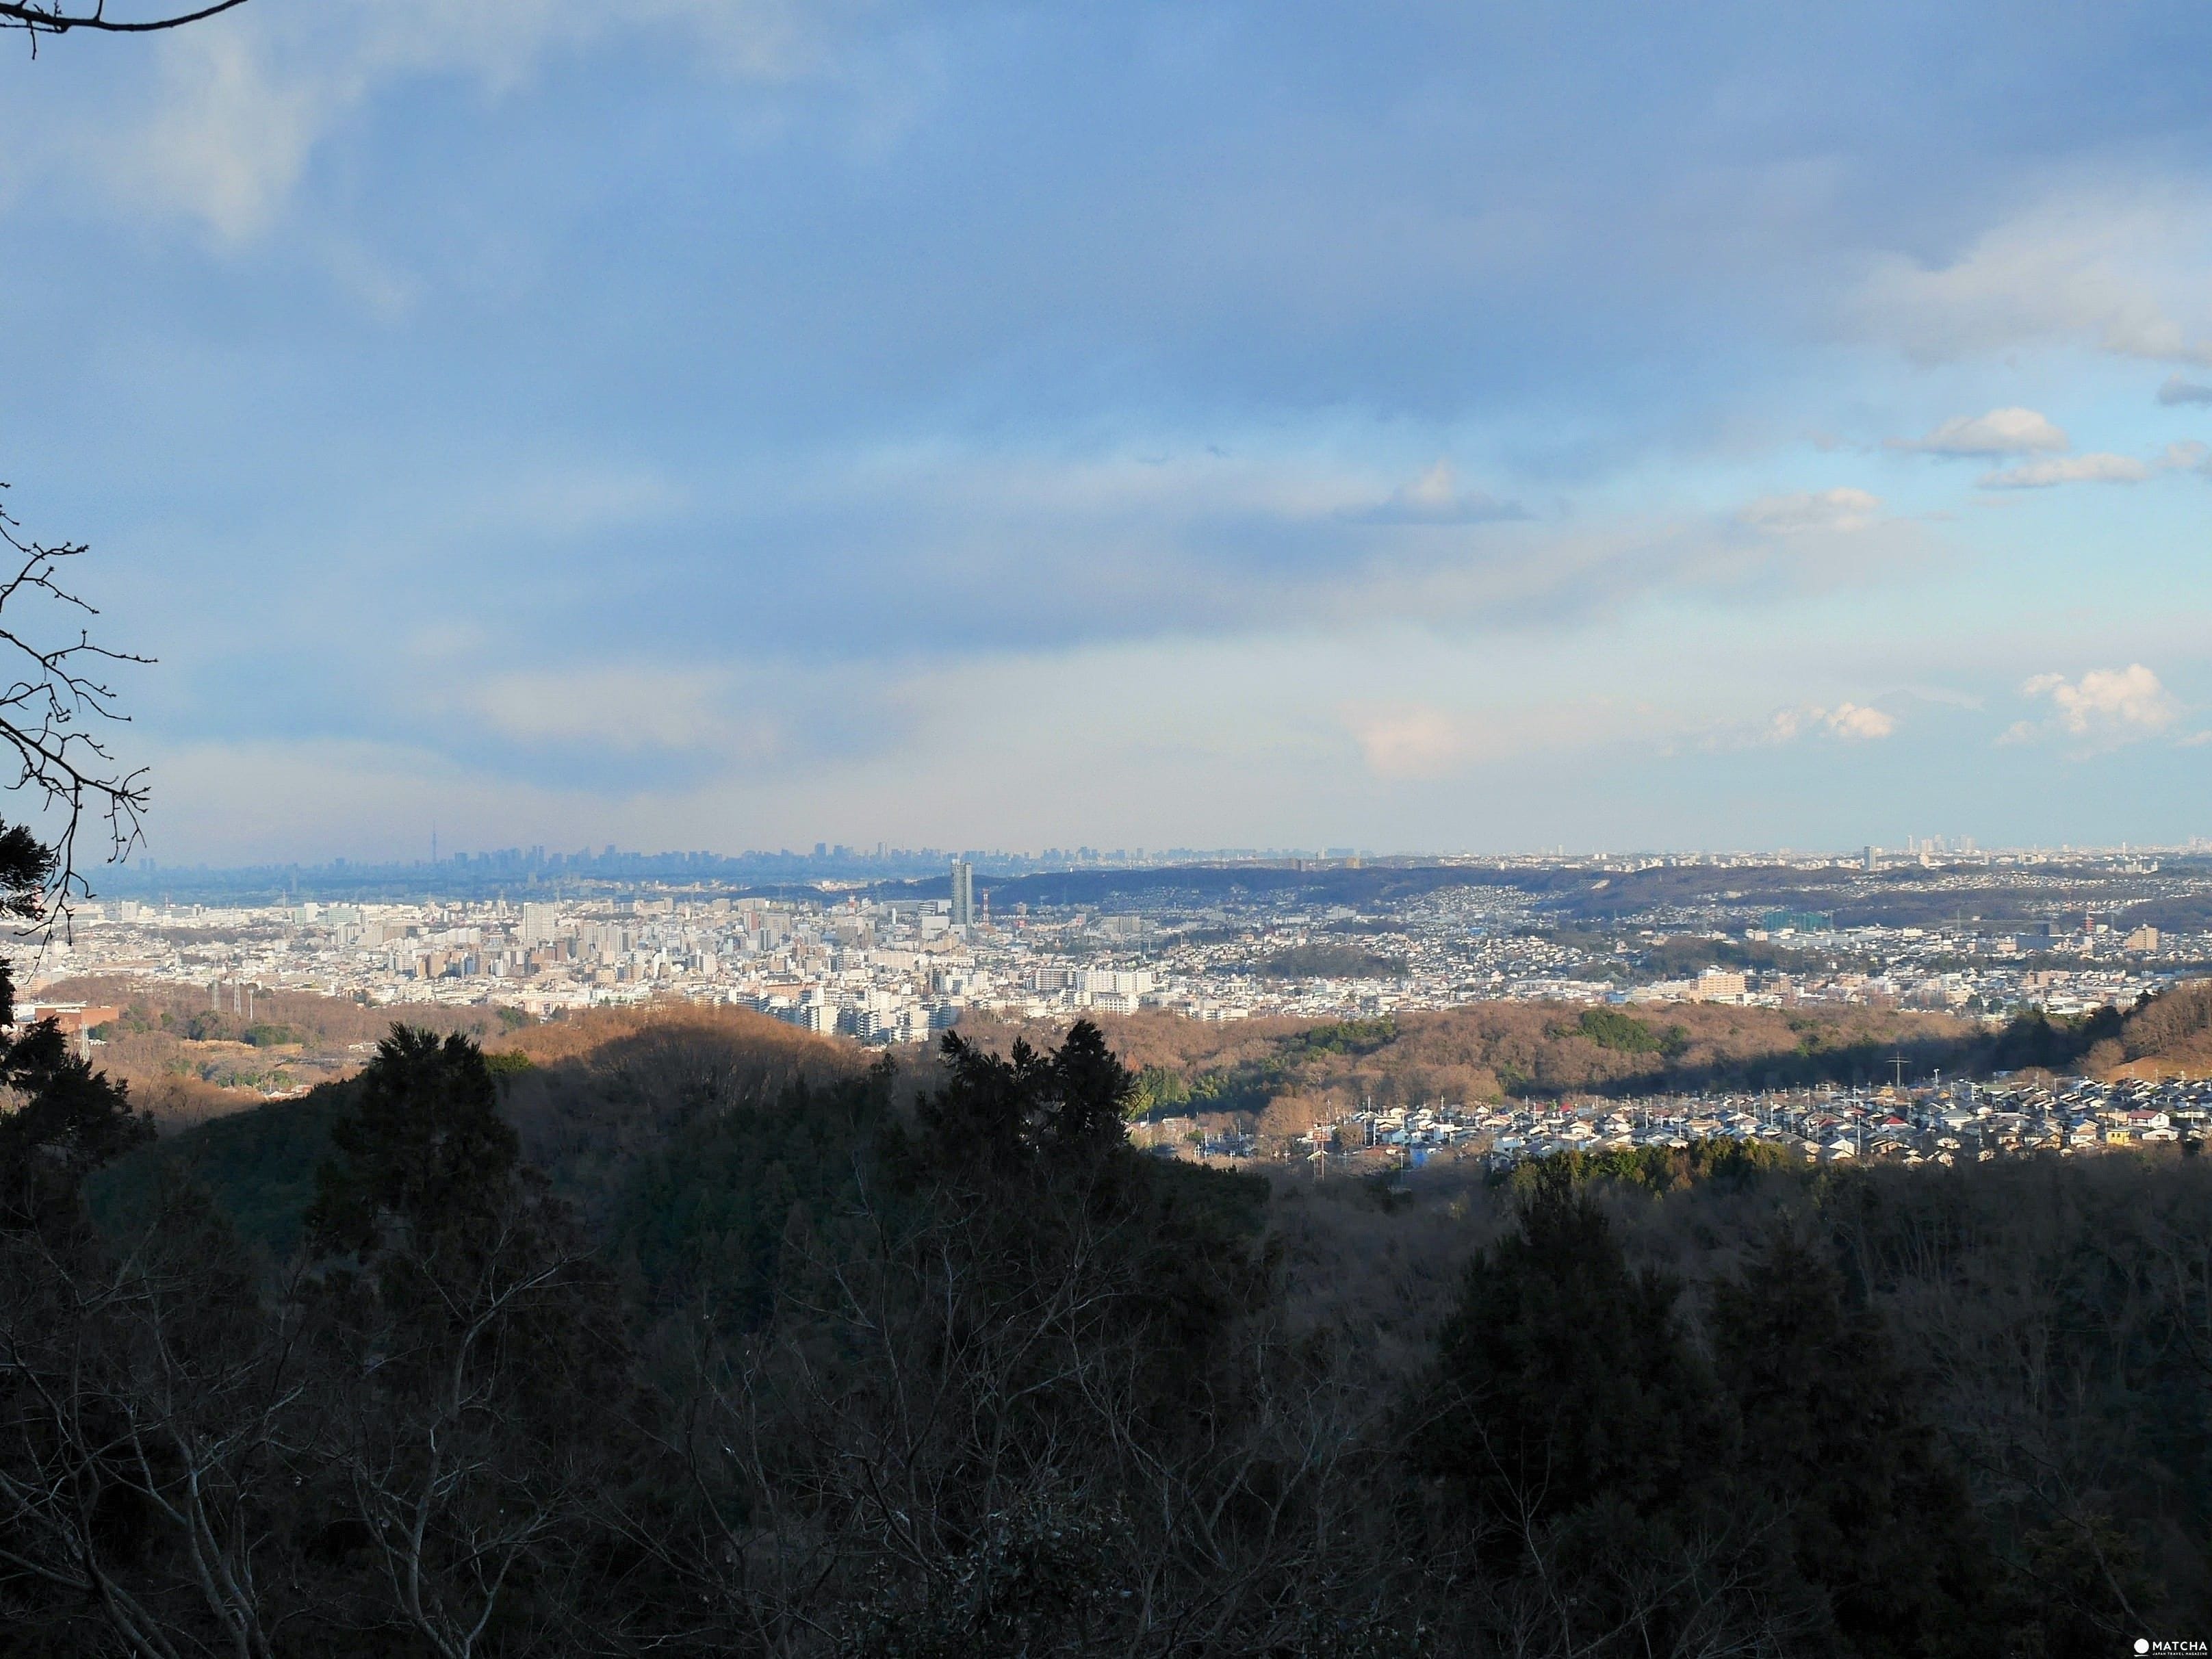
[1,0,2211,864]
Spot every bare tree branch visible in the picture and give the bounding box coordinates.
[0,0,250,40]
[0,487,151,934]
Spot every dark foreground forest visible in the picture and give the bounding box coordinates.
[4,992,2209,1656]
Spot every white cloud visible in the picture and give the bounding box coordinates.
[113,31,321,242]
[1337,696,1693,782]
[1825,702,1896,741]
[808,437,1933,649]
[1736,487,1881,535]
[1886,401,2178,491]
[1977,452,2150,489]
[470,665,775,756]
[1891,407,2068,456]
[1342,459,1526,525]
[2005,664,2181,747]
[83,1,845,242]
[1343,704,1465,780]
[1765,702,1896,743]
[2157,374,2212,407]
[1855,187,2212,367]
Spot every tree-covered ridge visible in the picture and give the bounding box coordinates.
[1126,1014,1402,1119]
[2089,976,2212,1077]
[1573,1004,1689,1057]
[1499,1135,1804,1194]
[85,1083,352,1255]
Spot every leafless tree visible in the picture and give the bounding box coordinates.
[0,489,151,930]
[0,1182,309,1658]
[618,1153,1430,1658]
[314,1187,617,1659]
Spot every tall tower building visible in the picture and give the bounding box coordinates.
[949,858,975,928]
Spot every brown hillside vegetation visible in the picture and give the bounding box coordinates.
[29,981,862,1137]
[962,1001,1986,1112]
[965,981,2212,1120]
[38,975,515,1052]
[31,975,521,1127]
[484,999,851,1071]
[2091,977,2212,1079]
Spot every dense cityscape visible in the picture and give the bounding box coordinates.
[49,845,2209,1037]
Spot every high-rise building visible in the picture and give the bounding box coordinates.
[949,858,975,928]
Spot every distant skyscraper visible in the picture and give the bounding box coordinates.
[949,858,975,927]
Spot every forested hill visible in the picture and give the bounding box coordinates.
[49,964,2212,1157]
[22,1009,2211,1654]
[88,1002,863,1252]
[86,981,2212,1248]
[983,977,2212,1126]
[2093,976,2212,1076]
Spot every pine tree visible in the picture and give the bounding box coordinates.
[1710,1228,1998,1659]
[1421,1163,1727,1541]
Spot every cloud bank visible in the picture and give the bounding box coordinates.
[2002,665,2183,748]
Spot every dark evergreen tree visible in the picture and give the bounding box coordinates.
[612,1056,900,1330]
[1710,1229,2001,1658]
[906,1018,1270,1402]
[0,823,147,1236]
[1409,1165,1820,1655]
[304,1025,632,1658]
[305,1025,524,1262]
[916,1017,1135,1174]
[1420,1163,1727,1536]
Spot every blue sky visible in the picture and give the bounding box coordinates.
[2,1,2210,863]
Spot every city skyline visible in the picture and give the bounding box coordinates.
[94,832,2198,878]
[2,3,2210,862]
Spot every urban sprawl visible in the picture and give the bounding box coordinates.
[44,845,2212,1171]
